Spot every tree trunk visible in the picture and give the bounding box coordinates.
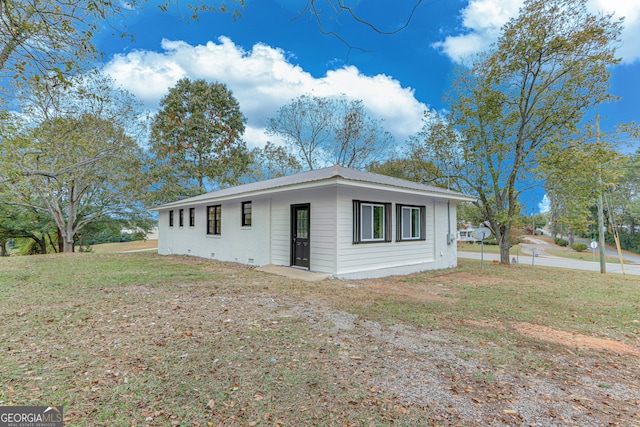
[0,240,7,257]
[61,233,74,253]
[57,228,66,253]
[497,226,512,264]
[499,240,511,264]
[37,237,47,254]
[568,229,574,247]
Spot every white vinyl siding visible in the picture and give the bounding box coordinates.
[158,200,271,265]
[269,187,337,274]
[336,187,437,277]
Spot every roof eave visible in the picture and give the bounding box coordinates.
[149,175,476,211]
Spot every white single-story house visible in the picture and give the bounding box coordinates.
[150,166,476,279]
[457,226,479,243]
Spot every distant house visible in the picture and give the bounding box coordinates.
[150,166,475,279]
[457,225,479,243]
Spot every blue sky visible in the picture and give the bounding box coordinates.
[95,0,640,212]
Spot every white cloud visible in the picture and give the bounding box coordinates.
[434,0,640,64]
[432,0,522,63]
[538,194,551,214]
[589,0,640,64]
[103,36,428,147]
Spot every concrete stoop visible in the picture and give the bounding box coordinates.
[256,264,331,282]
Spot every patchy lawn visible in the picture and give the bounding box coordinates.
[89,239,158,254]
[0,253,638,426]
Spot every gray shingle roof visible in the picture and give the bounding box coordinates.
[150,165,475,210]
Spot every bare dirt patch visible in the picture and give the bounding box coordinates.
[466,319,640,356]
[514,322,640,356]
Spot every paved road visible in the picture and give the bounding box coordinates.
[573,237,640,264]
[458,251,640,276]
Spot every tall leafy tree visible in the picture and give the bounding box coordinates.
[266,94,394,170]
[148,78,249,205]
[1,73,149,252]
[426,0,621,263]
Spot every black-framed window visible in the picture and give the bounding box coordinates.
[207,205,222,235]
[179,209,184,227]
[397,204,426,241]
[242,201,252,227]
[353,200,392,243]
[189,208,195,227]
[169,210,174,227]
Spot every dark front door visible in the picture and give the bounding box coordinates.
[291,204,310,269]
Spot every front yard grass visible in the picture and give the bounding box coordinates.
[1,252,638,426]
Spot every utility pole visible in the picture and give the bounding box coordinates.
[596,115,606,274]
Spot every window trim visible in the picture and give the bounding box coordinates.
[169,210,174,227]
[179,209,184,227]
[396,204,426,242]
[241,201,252,227]
[353,200,392,244]
[189,207,195,227]
[207,205,222,235]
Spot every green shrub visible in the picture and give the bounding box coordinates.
[554,238,568,247]
[572,242,587,252]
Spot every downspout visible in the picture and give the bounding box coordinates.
[447,200,452,245]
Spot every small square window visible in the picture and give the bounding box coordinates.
[242,201,252,227]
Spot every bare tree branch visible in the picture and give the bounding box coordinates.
[293,0,424,59]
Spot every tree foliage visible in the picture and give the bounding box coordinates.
[540,121,624,241]
[0,73,149,252]
[266,94,394,170]
[249,141,302,181]
[0,195,56,255]
[616,150,640,233]
[433,0,622,263]
[366,156,441,186]
[0,0,244,87]
[148,78,249,205]
[406,111,464,188]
